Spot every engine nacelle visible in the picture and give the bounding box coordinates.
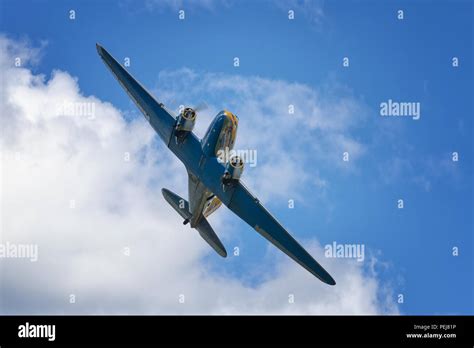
[222,155,244,185]
[175,107,196,133]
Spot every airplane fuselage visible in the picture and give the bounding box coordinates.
[186,110,239,226]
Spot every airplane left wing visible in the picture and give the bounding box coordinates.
[96,44,176,144]
[227,183,336,285]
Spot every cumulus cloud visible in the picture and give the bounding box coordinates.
[0,35,397,314]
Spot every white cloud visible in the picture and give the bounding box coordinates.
[0,35,397,314]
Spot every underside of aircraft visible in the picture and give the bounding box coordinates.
[96,43,336,286]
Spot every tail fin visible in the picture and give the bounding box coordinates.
[161,188,227,258]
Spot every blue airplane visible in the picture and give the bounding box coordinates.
[96,44,336,285]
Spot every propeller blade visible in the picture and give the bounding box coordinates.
[193,101,208,112]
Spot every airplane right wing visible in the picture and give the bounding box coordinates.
[226,183,336,285]
[96,44,176,144]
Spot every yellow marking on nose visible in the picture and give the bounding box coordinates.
[224,110,238,126]
[223,110,238,147]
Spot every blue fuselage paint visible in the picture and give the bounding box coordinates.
[168,112,239,207]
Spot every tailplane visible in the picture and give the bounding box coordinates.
[161,188,227,258]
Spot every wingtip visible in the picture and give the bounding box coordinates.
[317,269,336,286]
[214,242,227,258]
[321,272,336,286]
[96,43,104,56]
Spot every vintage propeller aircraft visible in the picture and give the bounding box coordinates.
[96,44,336,285]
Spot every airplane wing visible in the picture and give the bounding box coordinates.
[96,44,176,144]
[227,183,336,285]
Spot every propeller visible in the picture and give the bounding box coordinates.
[177,101,208,113]
[192,101,208,113]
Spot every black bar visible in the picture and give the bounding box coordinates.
[0,315,472,346]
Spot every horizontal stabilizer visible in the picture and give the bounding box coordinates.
[162,188,192,220]
[161,188,227,258]
[196,218,227,258]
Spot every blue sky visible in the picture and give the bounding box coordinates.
[1,0,472,314]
